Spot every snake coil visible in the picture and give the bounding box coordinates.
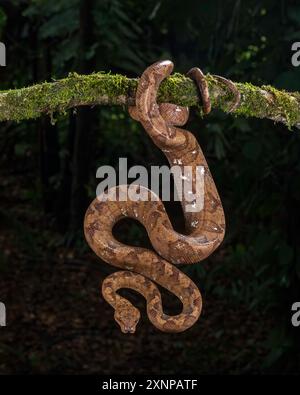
[84,61,225,333]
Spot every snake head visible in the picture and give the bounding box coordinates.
[114,305,141,334]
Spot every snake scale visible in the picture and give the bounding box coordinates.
[84,61,225,333]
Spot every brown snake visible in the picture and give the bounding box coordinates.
[84,61,226,333]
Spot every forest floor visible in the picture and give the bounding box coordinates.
[0,171,273,374]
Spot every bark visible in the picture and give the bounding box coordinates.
[0,71,299,129]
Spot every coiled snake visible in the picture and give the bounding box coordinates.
[84,61,226,333]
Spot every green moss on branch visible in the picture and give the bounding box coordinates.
[0,71,300,129]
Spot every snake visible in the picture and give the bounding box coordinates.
[84,60,226,333]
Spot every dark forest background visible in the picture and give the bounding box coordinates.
[0,0,300,374]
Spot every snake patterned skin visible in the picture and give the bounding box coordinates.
[84,61,225,333]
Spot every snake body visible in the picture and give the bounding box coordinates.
[84,61,225,333]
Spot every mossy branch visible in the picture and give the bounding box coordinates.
[0,71,300,129]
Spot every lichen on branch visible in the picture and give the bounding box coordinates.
[0,71,299,129]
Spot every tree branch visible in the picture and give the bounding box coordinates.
[0,71,299,129]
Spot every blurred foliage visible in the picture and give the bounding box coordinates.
[0,0,300,373]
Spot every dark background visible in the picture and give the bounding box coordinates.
[0,0,300,374]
